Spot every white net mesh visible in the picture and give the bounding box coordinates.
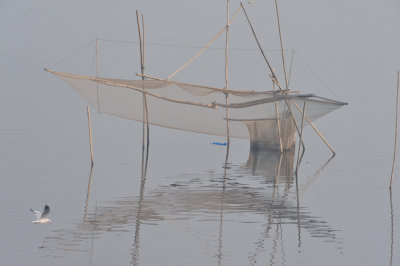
[47,69,346,150]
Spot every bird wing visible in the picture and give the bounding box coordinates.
[41,205,50,218]
[30,208,41,220]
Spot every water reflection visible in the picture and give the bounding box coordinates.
[389,189,394,266]
[246,146,295,182]
[131,138,149,266]
[41,146,341,264]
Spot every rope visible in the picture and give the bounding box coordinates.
[294,51,339,99]
[97,38,290,52]
[49,39,96,68]
[167,5,242,80]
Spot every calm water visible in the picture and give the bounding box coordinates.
[1,0,400,265]
[0,104,398,265]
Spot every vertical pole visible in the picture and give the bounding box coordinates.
[142,15,150,148]
[87,106,94,166]
[95,39,101,112]
[273,82,283,152]
[274,0,289,90]
[390,71,400,188]
[241,3,305,151]
[224,0,231,146]
[220,2,231,256]
[287,49,295,89]
[137,11,149,149]
[296,102,306,172]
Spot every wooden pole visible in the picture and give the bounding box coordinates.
[142,14,150,148]
[241,2,278,82]
[136,11,150,148]
[274,0,289,91]
[95,39,101,112]
[167,6,241,80]
[296,102,306,172]
[287,49,295,89]
[273,81,283,152]
[225,0,231,146]
[390,71,400,188]
[290,99,335,155]
[87,106,94,165]
[240,4,306,151]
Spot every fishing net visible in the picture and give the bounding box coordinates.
[46,69,346,150]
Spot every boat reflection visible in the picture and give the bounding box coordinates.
[41,146,341,265]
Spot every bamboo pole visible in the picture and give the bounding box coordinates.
[138,72,297,95]
[290,99,335,154]
[269,78,306,151]
[218,141,229,265]
[241,2,277,81]
[242,0,308,152]
[95,39,101,112]
[44,69,218,109]
[87,106,94,165]
[136,11,150,148]
[287,49,295,89]
[167,6,241,80]
[273,82,283,152]
[225,0,231,146]
[274,0,289,91]
[273,0,292,148]
[239,3,307,152]
[142,14,150,147]
[390,71,400,188]
[296,102,306,172]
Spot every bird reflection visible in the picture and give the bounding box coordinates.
[41,145,341,264]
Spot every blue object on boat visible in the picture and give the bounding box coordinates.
[212,142,227,146]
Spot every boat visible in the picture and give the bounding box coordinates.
[45,2,347,152]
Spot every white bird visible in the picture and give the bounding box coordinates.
[30,205,51,224]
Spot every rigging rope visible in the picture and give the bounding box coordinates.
[50,39,96,69]
[293,51,339,99]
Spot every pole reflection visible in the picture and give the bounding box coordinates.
[41,144,341,264]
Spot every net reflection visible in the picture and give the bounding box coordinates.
[41,147,341,264]
[246,146,295,184]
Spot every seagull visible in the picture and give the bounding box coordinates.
[30,205,51,224]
